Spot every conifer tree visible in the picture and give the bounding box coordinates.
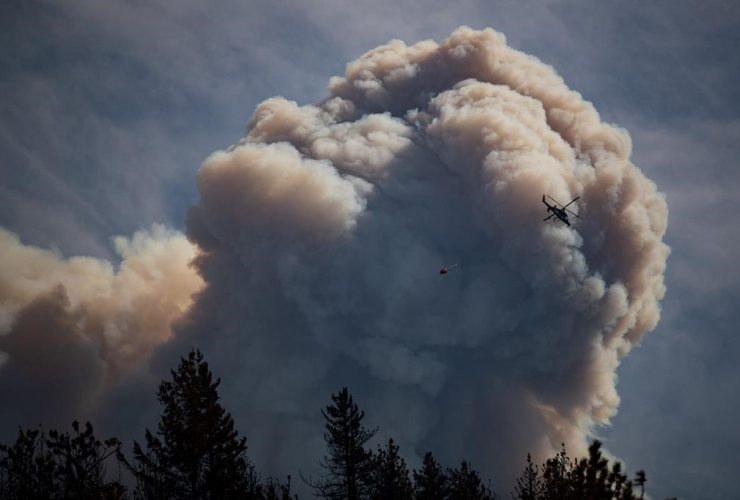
[303,387,377,500]
[530,440,638,500]
[0,422,122,500]
[542,444,572,500]
[370,438,413,500]
[121,349,253,500]
[47,420,122,499]
[412,451,446,500]
[254,475,295,500]
[446,461,497,500]
[0,426,55,500]
[513,453,543,500]
[634,470,646,499]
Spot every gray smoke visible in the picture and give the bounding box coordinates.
[0,26,669,489]
[0,225,202,433]
[174,26,669,485]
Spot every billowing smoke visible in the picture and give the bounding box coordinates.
[0,26,669,489]
[0,225,202,433]
[170,26,670,484]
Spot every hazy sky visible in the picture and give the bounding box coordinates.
[1,2,739,499]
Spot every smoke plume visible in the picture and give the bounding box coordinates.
[0,26,669,489]
[0,225,202,432]
[174,26,669,484]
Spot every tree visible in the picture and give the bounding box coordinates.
[0,422,123,500]
[634,470,646,500]
[124,433,174,500]
[570,441,636,500]
[514,453,543,500]
[303,387,377,499]
[121,349,254,500]
[254,475,295,500]
[541,444,573,500]
[446,461,497,500]
[412,451,446,500]
[0,426,55,500]
[518,440,638,500]
[47,420,123,499]
[370,438,413,500]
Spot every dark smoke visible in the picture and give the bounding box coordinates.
[172,26,670,485]
[0,26,669,489]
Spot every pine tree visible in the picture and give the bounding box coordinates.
[121,349,253,500]
[412,451,446,500]
[446,460,497,500]
[0,422,122,500]
[370,438,413,500]
[47,421,122,499]
[514,453,543,500]
[634,470,646,499]
[302,387,377,500]
[583,440,610,499]
[0,426,55,500]
[534,441,638,500]
[542,444,573,500]
[254,475,295,500]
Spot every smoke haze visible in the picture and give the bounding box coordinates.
[0,225,202,430]
[0,26,669,488]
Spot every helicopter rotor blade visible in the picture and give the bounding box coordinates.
[547,195,565,208]
[562,196,580,209]
[565,208,583,220]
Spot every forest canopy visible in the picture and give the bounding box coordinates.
[0,349,660,499]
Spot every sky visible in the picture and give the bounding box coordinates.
[1,1,739,499]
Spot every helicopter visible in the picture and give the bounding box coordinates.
[438,196,582,276]
[542,194,583,227]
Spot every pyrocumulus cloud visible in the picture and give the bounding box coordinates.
[175,26,669,484]
[0,26,669,489]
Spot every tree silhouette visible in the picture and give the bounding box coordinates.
[121,349,254,500]
[370,438,413,500]
[634,470,646,499]
[446,460,497,500]
[0,426,55,500]
[516,440,639,500]
[253,474,296,500]
[302,387,377,499]
[541,444,572,500]
[0,422,122,500]
[412,451,447,500]
[569,441,636,500]
[47,420,123,499]
[513,453,543,500]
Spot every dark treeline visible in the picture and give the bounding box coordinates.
[0,349,662,499]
